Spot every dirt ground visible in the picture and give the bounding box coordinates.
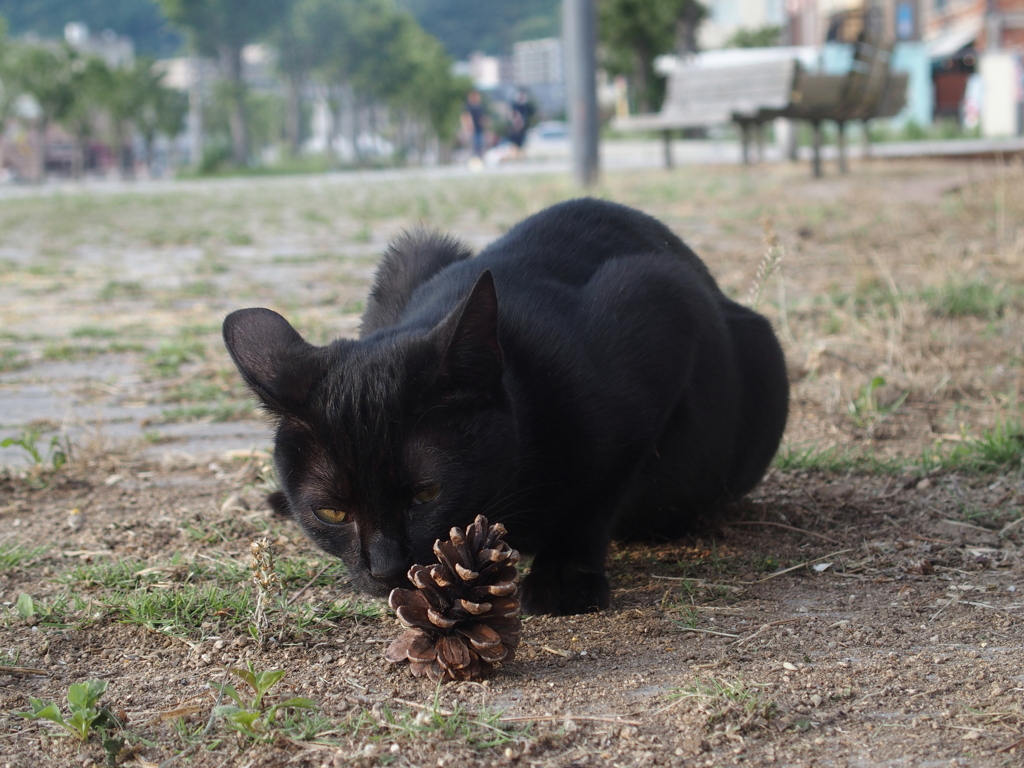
[1,158,1023,767]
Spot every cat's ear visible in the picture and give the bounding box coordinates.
[433,270,504,397]
[223,308,324,412]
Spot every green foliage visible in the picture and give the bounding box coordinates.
[669,677,776,729]
[361,695,527,749]
[923,278,1013,319]
[724,25,782,47]
[0,544,45,570]
[399,0,560,58]
[922,422,1024,474]
[16,679,121,743]
[847,375,907,429]
[2,429,69,471]
[212,663,318,744]
[599,0,707,112]
[0,0,181,57]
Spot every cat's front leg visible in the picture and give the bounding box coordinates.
[520,559,610,615]
[519,519,612,614]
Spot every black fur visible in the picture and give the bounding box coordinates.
[223,198,788,615]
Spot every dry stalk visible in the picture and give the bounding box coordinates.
[250,537,280,644]
[746,215,786,310]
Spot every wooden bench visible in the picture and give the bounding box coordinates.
[765,40,908,176]
[612,58,797,168]
[612,41,908,177]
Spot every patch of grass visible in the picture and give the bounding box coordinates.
[847,376,908,430]
[357,697,529,750]
[923,422,1024,474]
[9,592,81,628]
[668,677,776,733]
[114,583,255,638]
[0,348,28,372]
[922,278,1013,319]
[773,444,908,474]
[145,338,207,377]
[0,544,47,570]
[98,280,147,301]
[70,326,119,339]
[42,342,145,361]
[57,557,177,590]
[155,400,256,424]
[179,280,219,298]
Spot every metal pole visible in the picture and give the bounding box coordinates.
[188,55,203,170]
[563,0,599,186]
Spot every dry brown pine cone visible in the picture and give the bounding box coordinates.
[385,515,521,682]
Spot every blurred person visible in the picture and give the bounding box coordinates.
[461,90,488,168]
[507,89,535,160]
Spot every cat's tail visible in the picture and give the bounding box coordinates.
[360,228,473,337]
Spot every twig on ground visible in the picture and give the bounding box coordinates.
[725,520,841,544]
[287,564,331,606]
[674,627,740,638]
[0,665,49,677]
[741,549,855,585]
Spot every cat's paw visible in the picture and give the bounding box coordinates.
[520,566,610,615]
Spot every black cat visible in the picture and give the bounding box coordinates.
[223,198,788,615]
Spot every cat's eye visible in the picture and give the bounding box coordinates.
[412,482,441,506]
[313,508,348,525]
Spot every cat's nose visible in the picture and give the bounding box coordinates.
[366,536,408,588]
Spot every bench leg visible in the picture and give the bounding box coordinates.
[811,121,823,178]
[755,122,765,163]
[837,121,848,174]
[662,129,673,169]
[740,121,751,165]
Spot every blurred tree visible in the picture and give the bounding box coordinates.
[6,42,76,180]
[63,55,112,177]
[97,56,186,176]
[0,15,12,176]
[599,0,707,113]
[399,0,559,58]
[0,0,181,57]
[724,25,782,48]
[157,0,291,165]
[136,67,188,171]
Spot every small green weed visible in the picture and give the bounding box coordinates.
[2,430,69,470]
[212,663,318,745]
[16,679,122,744]
[11,592,81,627]
[848,376,907,429]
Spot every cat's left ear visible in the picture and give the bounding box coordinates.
[223,308,326,413]
[432,270,504,397]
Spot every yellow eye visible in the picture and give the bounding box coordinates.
[412,482,441,505]
[314,508,348,525]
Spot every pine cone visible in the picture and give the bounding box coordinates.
[385,515,521,682]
